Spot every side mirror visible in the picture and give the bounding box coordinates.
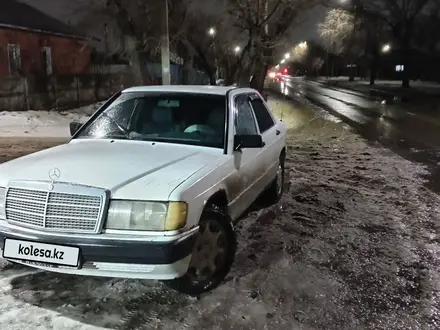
[69,121,83,136]
[234,134,264,150]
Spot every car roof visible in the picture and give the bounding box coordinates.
[122,85,255,96]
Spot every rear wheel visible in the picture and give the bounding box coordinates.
[166,206,236,295]
[264,155,285,204]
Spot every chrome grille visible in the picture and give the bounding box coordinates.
[5,182,107,233]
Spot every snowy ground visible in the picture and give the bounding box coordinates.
[0,103,101,137]
[0,97,439,329]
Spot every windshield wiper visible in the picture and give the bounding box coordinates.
[100,112,131,139]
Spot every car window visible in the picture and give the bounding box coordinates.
[76,92,226,149]
[235,95,258,135]
[250,97,274,133]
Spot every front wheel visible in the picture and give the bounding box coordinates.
[166,206,236,295]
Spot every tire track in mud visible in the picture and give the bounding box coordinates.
[282,125,440,329]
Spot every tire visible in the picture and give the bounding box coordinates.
[264,155,285,204]
[166,206,237,296]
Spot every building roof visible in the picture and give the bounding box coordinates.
[122,85,240,96]
[0,0,89,40]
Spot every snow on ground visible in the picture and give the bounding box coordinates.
[0,103,101,137]
[0,97,439,329]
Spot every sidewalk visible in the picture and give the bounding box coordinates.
[315,76,440,95]
[315,77,440,99]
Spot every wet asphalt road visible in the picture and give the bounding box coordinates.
[276,76,440,193]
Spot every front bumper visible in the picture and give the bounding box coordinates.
[0,224,198,280]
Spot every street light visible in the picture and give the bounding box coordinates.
[275,64,280,69]
[208,27,216,36]
[234,46,241,54]
[382,44,391,53]
[284,53,290,59]
[280,59,286,64]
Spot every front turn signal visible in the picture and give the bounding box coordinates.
[165,202,188,230]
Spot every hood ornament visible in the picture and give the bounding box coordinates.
[48,168,61,190]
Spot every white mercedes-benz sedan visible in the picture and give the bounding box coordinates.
[0,85,286,295]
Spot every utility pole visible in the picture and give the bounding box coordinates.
[348,0,362,82]
[160,0,171,85]
[264,0,269,36]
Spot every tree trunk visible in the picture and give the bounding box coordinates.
[224,61,237,86]
[369,53,378,85]
[401,44,410,88]
[349,62,355,82]
[124,35,143,85]
[182,56,193,85]
[191,43,216,85]
[369,68,376,85]
[249,61,268,92]
[399,24,412,88]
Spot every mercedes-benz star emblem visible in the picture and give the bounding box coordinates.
[48,167,61,182]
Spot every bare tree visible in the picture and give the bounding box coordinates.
[319,5,392,85]
[75,0,190,84]
[178,3,244,85]
[74,0,318,88]
[290,41,326,77]
[292,41,309,60]
[319,8,365,81]
[319,9,356,55]
[414,1,440,56]
[228,0,318,90]
[358,0,433,87]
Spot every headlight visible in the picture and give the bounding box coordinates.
[105,200,187,231]
[0,187,5,219]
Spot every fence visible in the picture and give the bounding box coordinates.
[0,65,209,111]
[0,73,133,111]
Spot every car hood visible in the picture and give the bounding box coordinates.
[0,139,219,200]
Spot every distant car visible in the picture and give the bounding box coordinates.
[0,85,287,295]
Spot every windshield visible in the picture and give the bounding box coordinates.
[76,92,226,149]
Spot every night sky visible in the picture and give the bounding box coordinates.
[18,0,327,48]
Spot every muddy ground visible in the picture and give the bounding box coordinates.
[0,137,67,163]
[0,97,439,330]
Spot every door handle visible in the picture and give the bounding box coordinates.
[276,129,281,136]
